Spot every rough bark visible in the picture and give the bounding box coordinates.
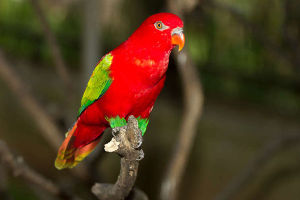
[0,140,80,200]
[91,116,148,200]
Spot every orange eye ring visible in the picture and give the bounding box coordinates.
[157,22,162,29]
[155,21,163,29]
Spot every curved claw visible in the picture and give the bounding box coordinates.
[112,127,121,137]
[132,132,143,149]
[136,150,144,161]
[135,140,143,149]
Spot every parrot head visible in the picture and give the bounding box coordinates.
[128,13,185,52]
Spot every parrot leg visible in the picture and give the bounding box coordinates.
[107,116,147,149]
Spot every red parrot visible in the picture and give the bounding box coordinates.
[55,13,185,169]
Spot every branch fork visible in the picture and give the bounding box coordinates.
[92,116,146,200]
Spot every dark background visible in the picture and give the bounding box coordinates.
[1,0,300,199]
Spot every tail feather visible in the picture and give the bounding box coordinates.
[55,122,103,169]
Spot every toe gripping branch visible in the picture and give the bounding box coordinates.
[91,116,147,200]
[105,115,144,160]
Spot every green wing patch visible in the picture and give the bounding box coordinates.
[78,53,113,116]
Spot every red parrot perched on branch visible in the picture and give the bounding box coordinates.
[55,13,185,169]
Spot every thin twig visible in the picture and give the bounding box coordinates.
[0,140,79,200]
[204,0,300,73]
[30,0,99,178]
[160,50,204,200]
[214,133,300,200]
[247,163,300,200]
[91,116,148,200]
[281,0,300,72]
[204,0,279,51]
[82,0,101,82]
[30,0,72,90]
[160,1,204,200]
[30,0,76,126]
[0,50,89,180]
[0,50,63,150]
[0,165,13,200]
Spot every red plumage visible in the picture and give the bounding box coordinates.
[55,13,184,169]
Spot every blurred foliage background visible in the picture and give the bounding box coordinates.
[0,0,300,200]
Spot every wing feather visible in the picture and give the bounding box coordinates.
[78,53,113,116]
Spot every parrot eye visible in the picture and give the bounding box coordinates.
[155,22,163,29]
[154,21,169,31]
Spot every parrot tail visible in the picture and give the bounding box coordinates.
[55,122,104,170]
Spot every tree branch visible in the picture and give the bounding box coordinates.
[248,163,300,200]
[0,165,13,200]
[0,50,90,180]
[91,116,147,200]
[160,50,204,200]
[29,0,77,126]
[0,140,79,200]
[0,50,63,150]
[214,133,300,200]
[81,0,101,82]
[204,0,300,73]
[30,0,72,90]
[161,1,204,200]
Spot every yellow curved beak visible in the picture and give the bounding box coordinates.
[171,27,185,52]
